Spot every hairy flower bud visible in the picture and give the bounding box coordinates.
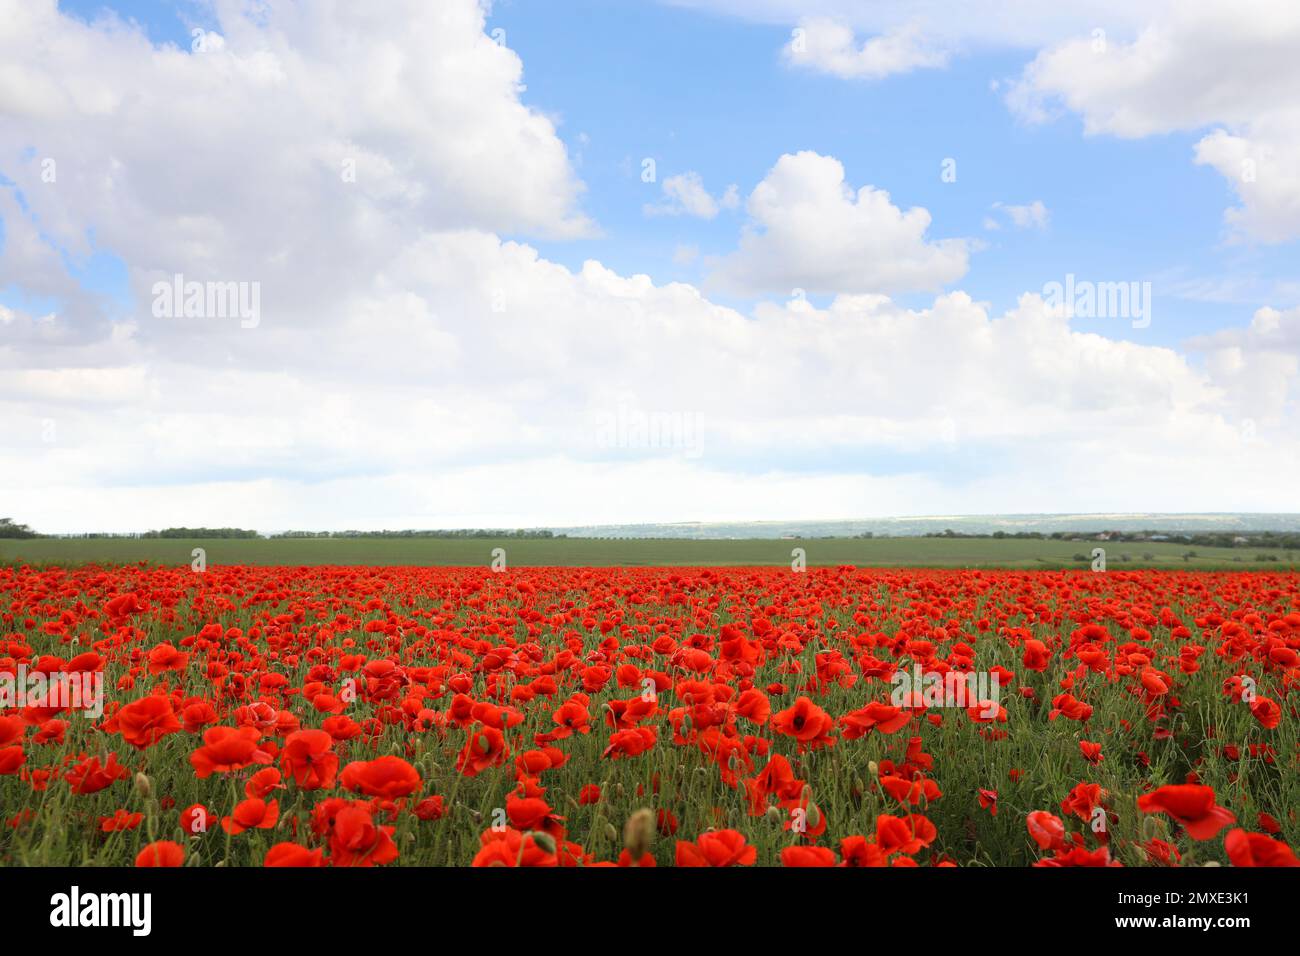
[624,808,655,859]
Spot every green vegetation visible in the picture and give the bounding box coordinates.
[0,518,38,539]
[2,535,1296,569]
[944,528,1300,551]
[273,528,561,539]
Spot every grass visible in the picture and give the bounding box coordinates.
[2,536,1296,569]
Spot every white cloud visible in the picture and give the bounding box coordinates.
[1193,126,1300,244]
[988,200,1050,230]
[1,0,1298,532]
[0,0,594,282]
[1186,305,1300,425]
[783,18,949,80]
[1005,1,1300,242]
[666,0,1157,51]
[672,243,700,266]
[709,151,971,296]
[6,253,1297,530]
[644,172,739,219]
[675,1,1300,242]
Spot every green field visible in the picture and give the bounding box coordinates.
[2,535,1296,569]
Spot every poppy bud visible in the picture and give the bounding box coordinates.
[851,775,865,798]
[868,761,879,777]
[1140,814,1168,841]
[605,823,618,842]
[764,805,784,824]
[529,831,557,854]
[623,808,654,859]
[134,772,152,799]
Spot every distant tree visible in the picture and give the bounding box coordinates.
[141,527,259,539]
[0,518,39,539]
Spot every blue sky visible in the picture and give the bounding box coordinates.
[2,0,1298,531]
[44,0,1294,351]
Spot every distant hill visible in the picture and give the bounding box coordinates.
[549,514,1300,539]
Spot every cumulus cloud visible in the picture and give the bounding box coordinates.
[1193,126,1300,245]
[644,172,739,219]
[783,18,949,80]
[668,0,1157,52]
[986,200,1049,231]
[1,0,1297,532]
[6,242,1297,530]
[1186,305,1300,425]
[0,0,594,288]
[677,0,1300,242]
[1005,1,1300,242]
[708,151,971,296]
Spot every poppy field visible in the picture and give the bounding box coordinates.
[1,562,1297,868]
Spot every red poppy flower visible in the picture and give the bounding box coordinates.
[146,642,189,674]
[781,845,837,866]
[1250,697,1281,730]
[135,840,184,867]
[838,835,887,867]
[245,767,284,799]
[770,696,836,749]
[280,729,339,789]
[116,695,182,749]
[180,803,210,835]
[264,843,326,867]
[472,828,559,867]
[840,701,910,738]
[1022,639,1052,671]
[329,805,399,867]
[1136,785,1235,840]
[190,726,273,778]
[1026,810,1066,851]
[0,745,25,776]
[99,809,143,832]
[222,797,279,834]
[875,813,936,856]
[675,829,757,867]
[340,756,422,800]
[65,754,130,794]
[1224,829,1298,867]
[456,724,508,777]
[1078,740,1103,764]
[413,795,447,821]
